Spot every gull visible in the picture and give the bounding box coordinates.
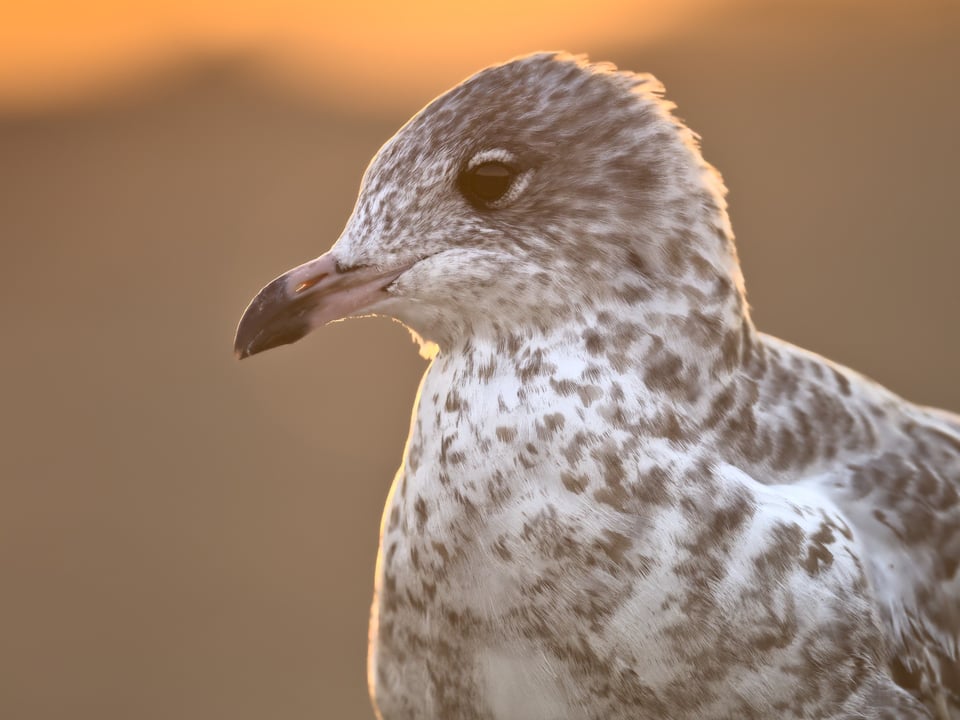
[235,53,960,719]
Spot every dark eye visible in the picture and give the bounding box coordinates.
[458,161,517,207]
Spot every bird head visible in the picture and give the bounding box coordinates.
[235,52,745,360]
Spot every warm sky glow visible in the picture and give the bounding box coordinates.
[0,0,724,110]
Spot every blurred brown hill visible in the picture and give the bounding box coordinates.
[1,2,958,719]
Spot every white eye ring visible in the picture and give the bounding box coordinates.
[467,148,518,171]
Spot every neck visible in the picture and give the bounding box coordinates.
[430,274,757,416]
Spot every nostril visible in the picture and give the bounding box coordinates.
[295,274,327,293]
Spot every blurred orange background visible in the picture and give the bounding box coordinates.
[2,1,726,111]
[1,1,958,719]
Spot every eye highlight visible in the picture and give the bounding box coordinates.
[458,160,517,207]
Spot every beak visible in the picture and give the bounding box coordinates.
[234,252,407,359]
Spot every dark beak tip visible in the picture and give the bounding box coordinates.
[233,309,312,360]
[235,256,342,360]
[233,315,263,360]
[233,274,298,360]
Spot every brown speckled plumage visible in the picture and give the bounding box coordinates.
[236,53,960,719]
